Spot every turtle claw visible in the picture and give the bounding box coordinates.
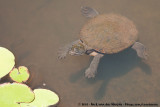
[85,68,96,78]
[58,49,67,59]
[58,53,66,59]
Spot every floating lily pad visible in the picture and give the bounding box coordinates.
[0,47,15,78]
[9,66,30,83]
[21,89,59,107]
[0,83,34,107]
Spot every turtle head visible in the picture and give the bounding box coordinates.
[69,42,86,56]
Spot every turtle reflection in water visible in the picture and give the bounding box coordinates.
[58,7,148,78]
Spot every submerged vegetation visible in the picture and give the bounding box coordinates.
[0,47,59,107]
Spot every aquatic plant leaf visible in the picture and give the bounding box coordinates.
[10,66,30,83]
[21,89,59,107]
[0,83,34,107]
[0,47,15,78]
[0,102,20,107]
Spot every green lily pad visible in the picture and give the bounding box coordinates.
[9,66,30,83]
[0,82,34,107]
[21,89,59,107]
[0,47,15,78]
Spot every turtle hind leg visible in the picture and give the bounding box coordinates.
[81,6,99,18]
[132,42,148,60]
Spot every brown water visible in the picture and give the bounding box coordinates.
[0,0,160,107]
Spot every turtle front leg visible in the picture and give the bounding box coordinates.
[81,6,99,18]
[85,54,104,78]
[58,40,80,59]
[132,42,148,60]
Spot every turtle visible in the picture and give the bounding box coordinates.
[58,7,148,78]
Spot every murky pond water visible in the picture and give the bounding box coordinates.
[0,0,160,107]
